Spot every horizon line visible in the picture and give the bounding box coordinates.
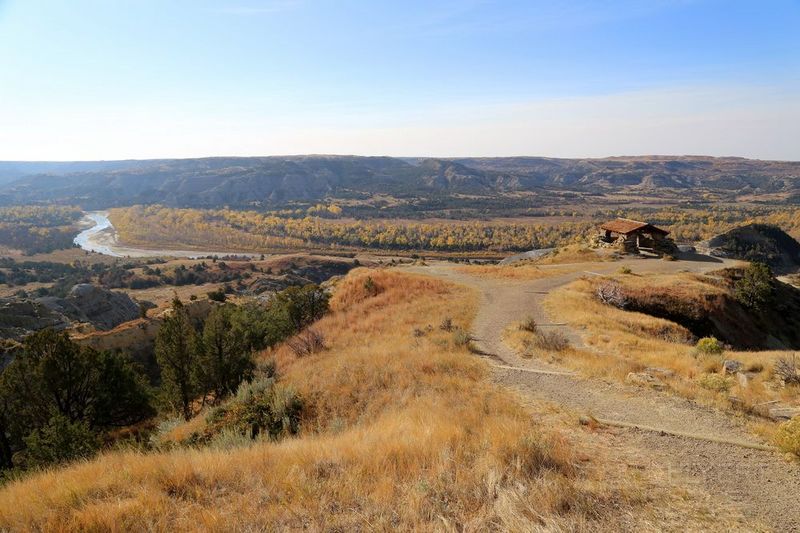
[1,153,799,164]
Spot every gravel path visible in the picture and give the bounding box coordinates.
[408,257,800,532]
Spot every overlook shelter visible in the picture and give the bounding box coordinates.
[599,218,671,253]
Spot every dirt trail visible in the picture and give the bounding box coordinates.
[408,257,800,532]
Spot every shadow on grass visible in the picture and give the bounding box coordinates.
[676,251,724,263]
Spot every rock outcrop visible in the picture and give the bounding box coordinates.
[0,298,70,339]
[37,284,142,331]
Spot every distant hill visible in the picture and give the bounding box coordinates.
[708,223,800,272]
[0,155,798,210]
[0,160,162,186]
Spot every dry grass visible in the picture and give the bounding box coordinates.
[541,273,800,415]
[124,282,229,310]
[0,269,663,531]
[455,263,568,280]
[504,323,570,363]
[456,244,615,281]
[534,244,615,265]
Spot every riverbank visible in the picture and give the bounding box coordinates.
[73,212,259,259]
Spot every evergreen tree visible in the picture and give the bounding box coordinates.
[735,262,774,310]
[23,413,99,468]
[197,305,255,403]
[0,329,153,470]
[155,298,200,420]
[275,284,330,330]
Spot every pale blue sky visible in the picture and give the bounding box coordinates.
[0,0,798,160]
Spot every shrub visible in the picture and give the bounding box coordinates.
[207,289,226,302]
[618,266,632,275]
[439,317,453,332]
[519,315,537,333]
[23,414,99,468]
[363,276,378,297]
[534,330,569,352]
[286,328,326,357]
[235,378,303,440]
[596,281,628,308]
[206,377,303,441]
[452,328,472,347]
[695,336,724,356]
[774,355,800,385]
[697,373,732,392]
[775,416,800,458]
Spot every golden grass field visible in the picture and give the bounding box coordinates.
[0,269,759,531]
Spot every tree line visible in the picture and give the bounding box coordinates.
[110,205,595,252]
[0,206,83,255]
[109,204,800,255]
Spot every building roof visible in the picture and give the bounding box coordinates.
[600,218,670,236]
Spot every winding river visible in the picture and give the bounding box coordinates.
[73,211,256,258]
[73,212,122,256]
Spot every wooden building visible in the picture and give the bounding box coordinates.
[599,218,671,253]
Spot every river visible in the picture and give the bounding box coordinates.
[73,211,257,259]
[73,211,122,256]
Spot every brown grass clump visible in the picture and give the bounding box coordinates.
[506,321,570,359]
[519,315,538,332]
[775,416,800,458]
[774,355,800,385]
[0,269,648,531]
[697,373,734,393]
[533,330,570,352]
[285,327,326,357]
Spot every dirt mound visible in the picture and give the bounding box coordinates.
[708,224,800,273]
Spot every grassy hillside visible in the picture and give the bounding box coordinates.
[0,269,737,530]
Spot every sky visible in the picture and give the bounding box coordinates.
[0,0,798,161]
